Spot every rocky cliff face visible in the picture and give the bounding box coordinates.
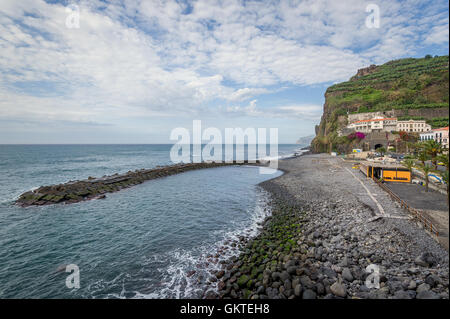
[296,135,315,145]
[311,55,449,153]
[350,64,377,81]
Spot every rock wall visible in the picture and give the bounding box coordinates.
[16,161,262,207]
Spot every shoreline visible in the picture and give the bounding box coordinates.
[206,154,449,299]
[166,187,277,299]
[15,160,263,207]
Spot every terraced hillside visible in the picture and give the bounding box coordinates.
[312,55,449,153]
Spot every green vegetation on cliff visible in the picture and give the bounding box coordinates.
[312,55,449,153]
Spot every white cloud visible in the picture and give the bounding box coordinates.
[424,23,450,45]
[222,99,322,120]
[228,88,271,102]
[276,105,323,120]
[0,0,448,129]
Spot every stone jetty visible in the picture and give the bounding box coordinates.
[16,161,261,207]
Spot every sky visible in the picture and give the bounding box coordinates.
[0,0,448,144]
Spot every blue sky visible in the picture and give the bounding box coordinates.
[0,0,448,144]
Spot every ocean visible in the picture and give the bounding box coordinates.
[0,144,303,298]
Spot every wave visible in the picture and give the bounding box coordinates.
[123,189,273,299]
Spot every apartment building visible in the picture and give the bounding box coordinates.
[420,126,449,149]
[346,117,397,133]
[345,116,432,134]
[397,120,431,133]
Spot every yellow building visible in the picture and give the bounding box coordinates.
[359,162,411,183]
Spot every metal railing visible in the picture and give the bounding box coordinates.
[374,179,439,236]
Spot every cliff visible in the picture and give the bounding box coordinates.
[296,135,315,145]
[311,55,449,153]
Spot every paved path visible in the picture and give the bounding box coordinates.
[325,156,410,220]
[384,181,449,251]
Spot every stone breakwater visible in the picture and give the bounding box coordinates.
[16,161,261,207]
[205,154,449,299]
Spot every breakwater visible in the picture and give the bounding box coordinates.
[16,161,261,207]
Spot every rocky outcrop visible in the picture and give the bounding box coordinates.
[350,64,377,81]
[16,161,262,207]
[296,135,315,145]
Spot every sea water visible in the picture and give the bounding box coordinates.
[0,144,302,298]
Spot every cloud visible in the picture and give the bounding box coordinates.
[228,88,271,102]
[276,105,323,120]
[424,23,450,45]
[222,99,322,120]
[0,0,448,128]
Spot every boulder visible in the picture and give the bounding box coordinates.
[330,282,347,298]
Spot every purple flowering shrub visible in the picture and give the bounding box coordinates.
[347,132,366,140]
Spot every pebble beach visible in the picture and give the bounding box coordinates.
[210,154,449,299]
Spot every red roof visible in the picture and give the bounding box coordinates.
[433,126,449,131]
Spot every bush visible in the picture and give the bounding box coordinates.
[347,132,366,140]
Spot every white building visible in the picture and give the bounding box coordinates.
[397,120,431,133]
[420,131,434,141]
[420,127,449,149]
[346,116,432,135]
[347,116,397,133]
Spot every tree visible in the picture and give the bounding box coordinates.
[423,140,443,169]
[319,135,329,153]
[420,163,432,192]
[376,146,386,156]
[437,153,449,170]
[417,150,430,166]
[410,142,422,156]
[399,131,410,141]
[437,153,449,206]
[440,170,449,206]
[402,159,415,182]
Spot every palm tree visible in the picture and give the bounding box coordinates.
[423,140,443,169]
[420,163,432,192]
[437,153,449,206]
[403,159,415,170]
[437,153,449,170]
[440,170,449,206]
[402,159,415,183]
[411,142,423,156]
[405,141,414,154]
[417,150,429,166]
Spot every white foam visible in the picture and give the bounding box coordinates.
[132,189,273,299]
